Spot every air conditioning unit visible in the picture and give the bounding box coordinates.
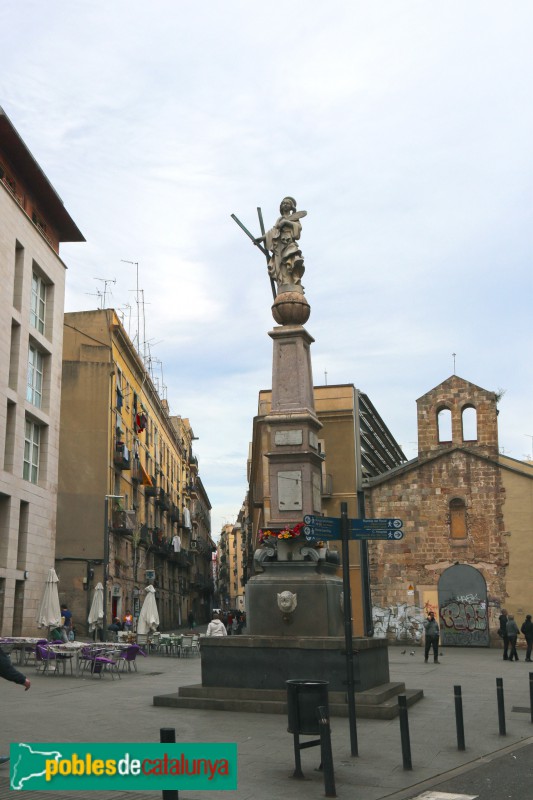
[145,569,156,582]
[190,540,198,550]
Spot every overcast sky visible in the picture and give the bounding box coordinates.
[2,2,532,535]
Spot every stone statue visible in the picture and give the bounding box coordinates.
[277,590,298,614]
[257,197,307,293]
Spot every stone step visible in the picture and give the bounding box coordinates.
[153,684,423,721]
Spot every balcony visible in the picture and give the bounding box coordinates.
[113,441,131,471]
[144,479,158,498]
[131,458,142,483]
[169,503,180,524]
[154,488,170,512]
[111,509,136,534]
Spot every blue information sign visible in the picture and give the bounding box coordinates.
[302,514,404,542]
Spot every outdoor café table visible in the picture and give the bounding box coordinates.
[159,635,182,656]
[0,637,45,665]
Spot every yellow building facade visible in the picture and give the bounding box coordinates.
[56,309,214,633]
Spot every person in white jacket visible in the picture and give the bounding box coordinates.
[206,613,228,637]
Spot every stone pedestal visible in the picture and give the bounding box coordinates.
[246,560,343,637]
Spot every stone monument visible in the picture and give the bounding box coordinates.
[154,199,420,717]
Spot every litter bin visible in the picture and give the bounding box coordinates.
[286,680,329,735]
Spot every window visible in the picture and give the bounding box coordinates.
[23,420,40,484]
[30,272,46,334]
[449,498,467,539]
[26,345,43,408]
[437,408,452,442]
[462,406,477,442]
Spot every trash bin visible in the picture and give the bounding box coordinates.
[286,680,329,735]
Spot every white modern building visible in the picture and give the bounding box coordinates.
[0,107,84,634]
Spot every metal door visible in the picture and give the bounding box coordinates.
[438,564,489,647]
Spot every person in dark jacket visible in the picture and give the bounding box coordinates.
[521,614,533,662]
[0,647,31,764]
[423,611,440,664]
[506,614,520,661]
[499,609,509,660]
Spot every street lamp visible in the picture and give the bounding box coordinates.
[103,494,123,642]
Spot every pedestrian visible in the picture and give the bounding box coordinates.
[506,614,520,661]
[499,608,509,660]
[520,614,533,662]
[187,610,195,631]
[0,647,31,765]
[226,611,233,635]
[206,613,228,637]
[123,609,133,632]
[60,603,73,643]
[423,610,440,664]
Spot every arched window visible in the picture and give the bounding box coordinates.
[462,405,477,442]
[437,407,452,442]
[449,498,467,539]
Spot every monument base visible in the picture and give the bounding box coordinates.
[153,636,424,719]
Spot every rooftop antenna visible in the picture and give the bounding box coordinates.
[94,277,116,308]
[525,435,533,460]
[121,259,140,352]
[85,289,104,309]
[324,369,328,386]
[452,352,457,374]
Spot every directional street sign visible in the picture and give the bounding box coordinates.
[350,529,404,541]
[303,514,404,542]
[350,518,403,530]
[302,514,340,541]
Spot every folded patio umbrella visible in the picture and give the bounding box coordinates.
[36,568,62,630]
[87,582,104,632]
[137,585,159,634]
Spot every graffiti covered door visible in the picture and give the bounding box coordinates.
[438,565,489,647]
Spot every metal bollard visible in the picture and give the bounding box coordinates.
[454,685,466,751]
[398,695,412,770]
[530,673,533,725]
[496,678,506,736]
[317,706,337,798]
[160,728,179,800]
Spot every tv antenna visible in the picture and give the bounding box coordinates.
[94,277,116,308]
[121,259,140,353]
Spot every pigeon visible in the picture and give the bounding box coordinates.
[409,651,415,655]
[401,650,406,655]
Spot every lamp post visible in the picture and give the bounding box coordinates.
[103,494,123,642]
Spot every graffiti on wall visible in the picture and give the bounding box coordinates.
[372,604,426,642]
[440,594,488,646]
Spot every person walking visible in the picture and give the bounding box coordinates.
[187,610,195,631]
[424,610,440,664]
[499,608,510,660]
[521,614,533,662]
[0,647,31,765]
[506,614,520,661]
[205,613,227,637]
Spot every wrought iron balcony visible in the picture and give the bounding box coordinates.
[113,440,131,470]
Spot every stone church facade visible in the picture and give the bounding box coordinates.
[365,375,533,646]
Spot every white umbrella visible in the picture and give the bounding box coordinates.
[137,585,159,634]
[87,582,104,632]
[36,568,62,630]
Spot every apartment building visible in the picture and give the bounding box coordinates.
[217,522,246,611]
[0,107,84,635]
[56,309,214,633]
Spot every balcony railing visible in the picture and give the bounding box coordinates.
[111,509,136,534]
[113,440,131,471]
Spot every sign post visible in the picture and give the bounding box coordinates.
[341,502,358,757]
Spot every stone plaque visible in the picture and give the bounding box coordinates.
[275,429,303,446]
[309,431,318,450]
[278,470,302,511]
[312,472,322,512]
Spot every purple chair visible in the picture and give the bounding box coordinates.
[117,644,146,672]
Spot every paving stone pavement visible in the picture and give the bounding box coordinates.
[1,641,532,800]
